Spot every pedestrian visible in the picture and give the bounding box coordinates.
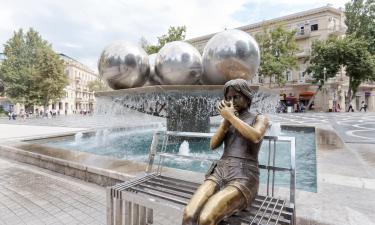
[8,111,11,120]
[336,103,341,112]
[347,102,354,112]
[359,101,367,112]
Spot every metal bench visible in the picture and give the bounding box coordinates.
[107,131,296,225]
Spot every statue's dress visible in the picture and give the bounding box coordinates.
[205,111,262,207]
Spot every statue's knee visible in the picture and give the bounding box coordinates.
[198,213,216,225]
[182,207,197,224]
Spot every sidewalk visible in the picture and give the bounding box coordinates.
[0,157,106,225]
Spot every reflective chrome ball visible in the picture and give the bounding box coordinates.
[155,41,203,85]
[143,53,161,86]
[98,41,149,89]
[202,29,260,85]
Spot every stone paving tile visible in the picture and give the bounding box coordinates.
[0,157,106,225]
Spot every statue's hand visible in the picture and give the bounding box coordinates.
[218,100,237,120]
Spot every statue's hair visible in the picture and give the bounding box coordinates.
[223,79,254,102]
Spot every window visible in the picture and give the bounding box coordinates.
[300,26,305,35]
[311,24,318,31]
[286,71,292,81]
[299,71,306,80]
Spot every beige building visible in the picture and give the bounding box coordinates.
[55,54,99,115]
[188,5,375,112]
[0,53,100,115]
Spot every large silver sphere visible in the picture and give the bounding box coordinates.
[202,29,260,85]
[155,41,203,85]
[98,41,149,89]
[143,53,161,86]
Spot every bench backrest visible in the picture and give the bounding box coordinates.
[145,130,296,206]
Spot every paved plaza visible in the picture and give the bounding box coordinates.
[0,112,375,224]
[0,157,106,225]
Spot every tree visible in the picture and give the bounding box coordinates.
[0,28,67,110]
[255,25,299,87]
[345,0,375,54]
[142,26,186,54]
[306,35,375,109]
[33,47,68,111]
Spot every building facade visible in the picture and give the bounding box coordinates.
[188,5,375,112]
[54,54,99,115]
[0,53,100,115]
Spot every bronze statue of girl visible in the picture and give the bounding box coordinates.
[182,79,269,225]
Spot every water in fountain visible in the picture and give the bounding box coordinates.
[74,132,83,144]
[178,140,190,156]
[94,96,165,129]
[94,85,280,133]
[267,122,282,136]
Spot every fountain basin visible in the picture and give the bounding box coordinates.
[13,125,317,192]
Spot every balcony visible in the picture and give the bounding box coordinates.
[295,30,311,40]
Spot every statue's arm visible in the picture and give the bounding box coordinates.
[210,119,230,150]
[227,114,269,143]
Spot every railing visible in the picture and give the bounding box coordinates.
[108,130,296,225]
[147,130,296,206]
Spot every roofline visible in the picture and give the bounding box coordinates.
[187,5,343,43]
[59,53,97,75]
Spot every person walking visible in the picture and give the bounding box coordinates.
[359,101,367,112]
[347,102,354,112]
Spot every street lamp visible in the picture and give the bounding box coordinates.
[323,67,327,111]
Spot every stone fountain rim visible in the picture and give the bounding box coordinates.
[94,85,276,97]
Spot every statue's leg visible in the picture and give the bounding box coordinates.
[198,186,246,225]
[182,180,218,225]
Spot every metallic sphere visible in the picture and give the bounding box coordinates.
[202,29,260,85]
[98,41,149,89]
[155,41,203,85]
[143,53,162,86]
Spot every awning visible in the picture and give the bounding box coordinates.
[299,91,314,96]
[299,91,314,100]
[285,96,297,101]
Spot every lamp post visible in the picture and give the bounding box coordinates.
[323,67,327,112]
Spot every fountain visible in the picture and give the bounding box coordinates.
[95,30,279,133]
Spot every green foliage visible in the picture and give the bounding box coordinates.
[0,79,4,95]
[345,0,375,54]
[306,35,375,104]
[33,47,68,107]
[255,25,299,86]
[87,79,109,92]
[305,37,342,85]
[142,26,186,54]
[0,28,67,109]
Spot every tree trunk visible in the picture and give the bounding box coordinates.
[306,86,321,110]
[346,83,353,112]
[269,76,272,88]
[43,98,49,117]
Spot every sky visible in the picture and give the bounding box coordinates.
[0,0,349,72]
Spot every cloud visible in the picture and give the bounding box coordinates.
[0,0,348,72]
